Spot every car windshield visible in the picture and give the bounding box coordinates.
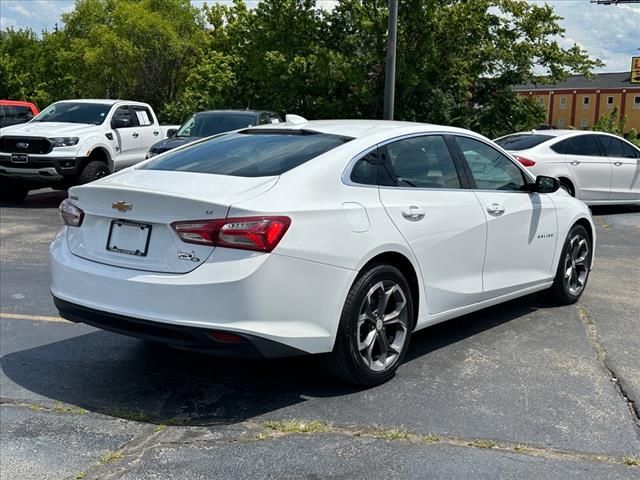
[142,130,352,177]
[32,102,111,125]
[176,114,258,137]
[495,134,553,151]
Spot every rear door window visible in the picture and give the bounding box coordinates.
[380,135,462,189]
[142,130,351,177]
[494,134,553,151]
[551,135,602,156]
[132,106,154,126]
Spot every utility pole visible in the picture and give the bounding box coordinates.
[383,0,398,120]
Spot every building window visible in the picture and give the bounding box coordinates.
[634,96,640,110]
[606,96,614,109]
[557,119,565,128]
[580,119,588,129]
[583,96,589,105]
[559,97,567,109]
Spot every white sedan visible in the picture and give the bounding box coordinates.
[495,130,640,205]
[51,120,595,385]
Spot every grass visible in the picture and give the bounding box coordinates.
[104,408,150,423]
[74,472,86,480]
[263,419,331,434]
[99,450,123,464]
[513,444,530,453]
[623,456,640,466]
[421,434,440,443]
[153,424,167,433]
[469,439,496,449]
[372,427,410,441]
[52,402,87,415]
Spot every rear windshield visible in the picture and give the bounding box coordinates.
[176,113,257,137]
[494,134,553,151]
[141,130,352,177]
[0,105,35,127]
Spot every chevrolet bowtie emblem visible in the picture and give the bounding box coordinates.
[112,201,132,212]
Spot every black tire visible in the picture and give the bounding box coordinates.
[78,161,110,185]
[547,224,591,305]
[559,179,574,197]
[326,264,414,386]
[0,177,29,203]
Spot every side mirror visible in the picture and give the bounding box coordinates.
[167,128,177,137]
[525,175,560,194]
[111,117,132,129]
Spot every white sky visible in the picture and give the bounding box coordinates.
[1,0,638,73]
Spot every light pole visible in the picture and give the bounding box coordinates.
[383,0,398,120]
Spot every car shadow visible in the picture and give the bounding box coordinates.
[590,204,640,216]
[2,293,550,426]
[0,188,66,209]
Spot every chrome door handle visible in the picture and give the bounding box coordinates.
[486,203,505,216]
[613,161,623,166]
[153,130,159,136]
[401,206,426,220]
[132,132,139,138]
[569,160,580,166]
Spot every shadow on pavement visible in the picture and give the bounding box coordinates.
[590,204,640,216]
[2,293,549,426]
[0,189,67,209]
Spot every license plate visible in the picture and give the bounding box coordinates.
[106,220,152,256]
[11,153,28,164]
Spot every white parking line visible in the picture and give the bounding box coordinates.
[0,313,68,324]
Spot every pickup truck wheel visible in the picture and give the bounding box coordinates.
[78,161,110,185]
[0,178,29,203]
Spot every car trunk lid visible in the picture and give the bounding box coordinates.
[66,170,278,273]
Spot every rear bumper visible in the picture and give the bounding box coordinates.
[53,296,305,357]
[50,229,356,355]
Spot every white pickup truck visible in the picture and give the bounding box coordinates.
[0,99,179,202]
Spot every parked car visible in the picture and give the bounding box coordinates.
[51,119,595,385]
[0,99,179,202]
[146,110,281,158]
[0,100,39,128]
[495,130,640,205]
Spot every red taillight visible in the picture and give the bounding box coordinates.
[516,156,536,167]
[208,331,245,343]
[59,198,84,227]
[171,216,291,253]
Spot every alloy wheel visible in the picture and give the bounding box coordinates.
[563,233,589,296]
[356,280,409,372]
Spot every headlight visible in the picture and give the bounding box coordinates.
[50,137,80,147]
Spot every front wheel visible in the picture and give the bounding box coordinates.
[0,177,29,203]
[78,161,110,185]
[547,225,591,305]
[326,264,414,385]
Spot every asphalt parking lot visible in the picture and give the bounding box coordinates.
[1,190,639,480]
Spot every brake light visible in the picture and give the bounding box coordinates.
[171,216,291,253]
[59,198,84,227]
[516,156,536,167]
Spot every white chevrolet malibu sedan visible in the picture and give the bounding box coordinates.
[51,120,595,385]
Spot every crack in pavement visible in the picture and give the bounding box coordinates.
[576,304,640,437]
[65,419,639,479]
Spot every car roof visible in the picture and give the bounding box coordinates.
[0,100,37,107]
[250,119,475,139]
[51,99,152,107]
[195,110,275,117]
[507,129,613,139]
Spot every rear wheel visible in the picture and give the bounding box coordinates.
[78,161,110,185]
[547,225,591,305]
[559,179,575,197]
[0,177,29,203]
[326,264,413,385]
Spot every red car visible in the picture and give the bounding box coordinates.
[0,100,39,128]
